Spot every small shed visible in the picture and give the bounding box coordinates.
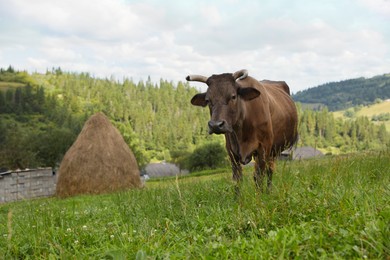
[143,163,188,178]
[280,146,324,160]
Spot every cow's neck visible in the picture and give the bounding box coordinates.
[227,112,255,164]
[234,100,246,138]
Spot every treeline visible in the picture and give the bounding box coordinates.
[293,73,390,111]
[0,68,389,170]
[41,68,215,163]
[0,68,86,169]
[0,67,214,169]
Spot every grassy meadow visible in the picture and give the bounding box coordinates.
[1,151,389,259]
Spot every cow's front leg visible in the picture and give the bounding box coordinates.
[266,160,275,193]
[230,153,242,196]
[225,134,242,196]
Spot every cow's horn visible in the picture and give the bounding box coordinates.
[233,69,248,80]
[186,75,208,83]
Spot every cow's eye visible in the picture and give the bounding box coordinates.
[205,98,211,106]
[231,94,237,100]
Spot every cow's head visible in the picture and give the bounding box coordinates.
[187,69,260,135]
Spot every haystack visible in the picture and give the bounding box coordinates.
[56,112,142,198]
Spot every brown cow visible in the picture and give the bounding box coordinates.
[187,69,298,193]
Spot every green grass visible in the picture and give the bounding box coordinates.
[356,101,390,117]
[1,151,389,259]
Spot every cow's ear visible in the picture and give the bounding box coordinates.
[238,87,260,101]
[191,93,208,107]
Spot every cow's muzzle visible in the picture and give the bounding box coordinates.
[208,120,230,134]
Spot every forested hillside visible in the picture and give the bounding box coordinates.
[0,67,389,170]
[0,67,216,169]
[296,104,388,154]
[293,73,390,111]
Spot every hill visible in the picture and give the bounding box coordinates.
[293,73,390,111]
[333,100,390,132]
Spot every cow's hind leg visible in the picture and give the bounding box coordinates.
[254,149,275,193]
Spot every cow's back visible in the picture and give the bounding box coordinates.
[260,80,298,153]
[260,80,290,95]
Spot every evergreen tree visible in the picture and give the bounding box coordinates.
[0,91,5,112]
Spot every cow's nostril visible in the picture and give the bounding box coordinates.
[209,120,225,129]
[208,120,226,133]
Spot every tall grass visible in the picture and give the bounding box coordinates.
[1,151,389,258]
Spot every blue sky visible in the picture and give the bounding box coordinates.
[0,0,389,93]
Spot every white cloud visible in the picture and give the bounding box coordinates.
[26,57,50,70]
[4,0,143,41]
[0,0,389,93]
[200,6,223,27]
[358,0,390,16]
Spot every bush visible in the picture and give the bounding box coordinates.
[343,108,355,118]
[371,113,390,121]
[170,148,192,170]
[187,142,228,171]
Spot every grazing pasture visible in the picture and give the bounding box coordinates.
[0,151,389,259]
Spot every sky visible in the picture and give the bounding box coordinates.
[0,0,389,93]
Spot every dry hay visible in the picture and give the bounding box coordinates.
[56,112,142,198]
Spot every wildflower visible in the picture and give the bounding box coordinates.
[74,240,79,244]
[66,228,72,232]
[110,235,115,239]
[82,225,87,230]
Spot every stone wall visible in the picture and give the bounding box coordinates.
[0,168,56,203]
